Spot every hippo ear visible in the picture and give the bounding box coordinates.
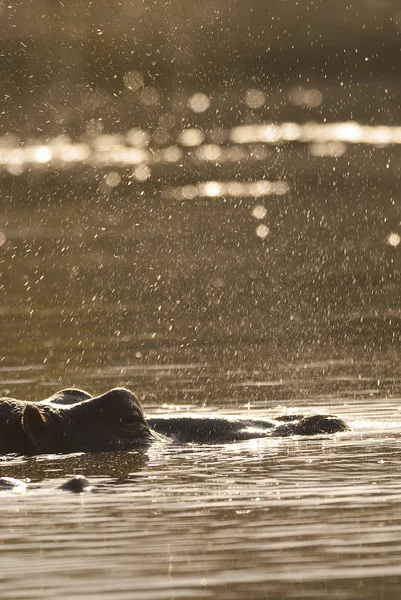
[22,404,57,453]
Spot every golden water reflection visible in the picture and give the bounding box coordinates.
[1,121,400,176]
[162,180,289,200]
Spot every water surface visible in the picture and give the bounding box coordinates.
[2,104,401,598]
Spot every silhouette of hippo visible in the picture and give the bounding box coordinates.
[0,474,91,493]
[0,388,348,455]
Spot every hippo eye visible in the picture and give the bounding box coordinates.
[121,414,139,425]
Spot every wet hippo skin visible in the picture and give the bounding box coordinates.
[0,388,348,455]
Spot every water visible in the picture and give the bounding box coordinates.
[1,199,401,600]
[1,392,401,600]
[2,78,401,597]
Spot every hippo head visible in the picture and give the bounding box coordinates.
[22,388,157,454]
[295,414,349,435]
[0,398,35,455]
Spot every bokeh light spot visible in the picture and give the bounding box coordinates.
[33,146,53,163]
[309,142,347,157]
[104,171,121,188]
[178,128,205,147]
[388,232,401,247]
[163,146,183,162]
[209,128,228,143]
[126,128,150,147]
[252,205,267,219]
[288,87,323,108]
[86,119,104,136]
[202,181,223,197]
[189,93,211,113]
[180,185,198,200]
[197,144,221,161]
[164,179,289,200]
[133,164,151,181]
[7,164,24,176]
[139,86,160,106]
[123,70,144,92]
[256,224,270,239]
[245,89,266,109]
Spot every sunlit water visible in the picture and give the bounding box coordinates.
[2,90,401,598]
[1,385,401,599]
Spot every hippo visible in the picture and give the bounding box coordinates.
[0,387,348,456]
[0,474,91,493]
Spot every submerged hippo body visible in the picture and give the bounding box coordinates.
[0,388,348,456]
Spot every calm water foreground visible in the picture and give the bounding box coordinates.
[2,131,401,599]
